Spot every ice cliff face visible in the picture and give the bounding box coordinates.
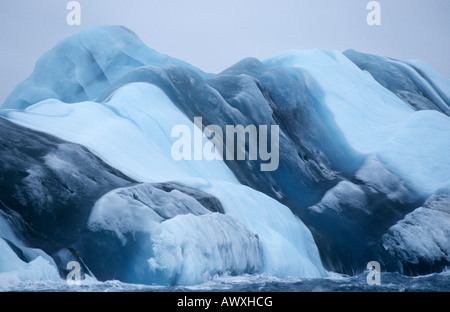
[0,115,320,285]
[1,25,450,284]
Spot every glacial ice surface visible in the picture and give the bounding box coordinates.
[1,81,326,284]
[2,25,450,282]
[2,26,210,110]
[381,189,450,274]
[264,49,450,196]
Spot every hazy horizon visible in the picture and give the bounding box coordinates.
[1,0,449,105]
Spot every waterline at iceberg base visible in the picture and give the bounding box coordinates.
[1,26,450,291]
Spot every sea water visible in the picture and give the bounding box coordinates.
[2,271,450,292]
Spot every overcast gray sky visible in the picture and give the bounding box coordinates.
[1,0,449,105]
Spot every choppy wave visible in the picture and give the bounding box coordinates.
[3,270,450,292]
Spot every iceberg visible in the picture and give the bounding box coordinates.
[1,25,450,281]
[0,80,326,283]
